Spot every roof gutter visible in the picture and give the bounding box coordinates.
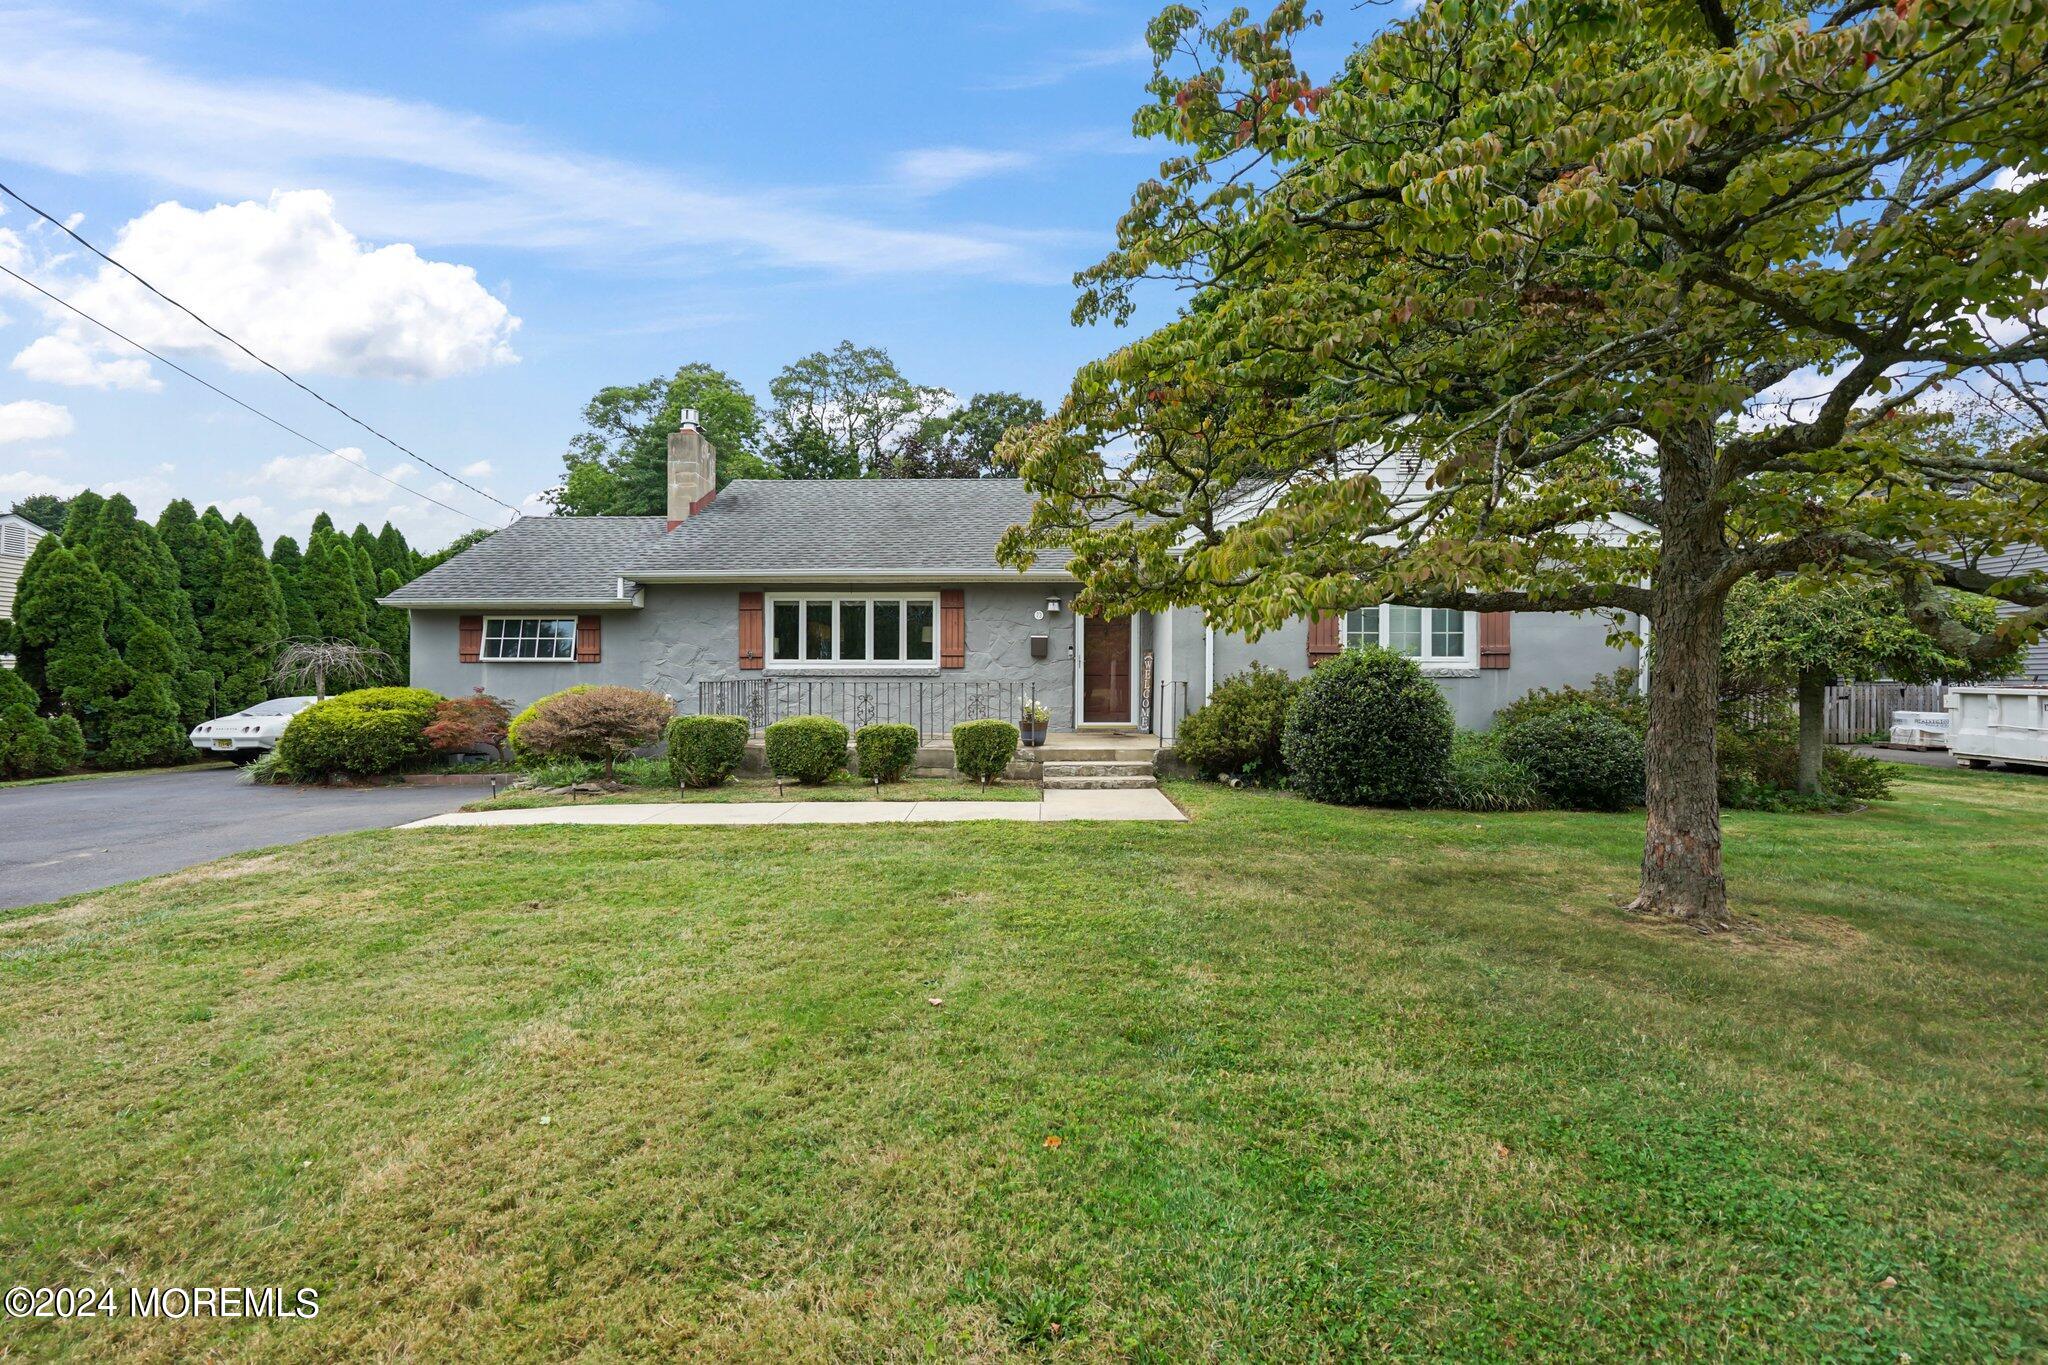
[619,568,1078,585]
[377,592,645,611]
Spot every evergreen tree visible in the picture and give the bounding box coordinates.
[269,534,317,639]
[103,620,188,768]
[374,567,410,681]
[5,536,61,702]
[9,493,71,533]
[87,494,212,725]
[302,532,368,645]
[15,546,131,747]
[62,490,107,546]
[206,520,286,712]
[310,511,335,538]
[349,523,379,571]
[373,522,412,576]
[350,541,380,608]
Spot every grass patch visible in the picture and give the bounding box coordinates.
[467,773,1041,811]
[0,758,234,789]
[0,769,2044,1357]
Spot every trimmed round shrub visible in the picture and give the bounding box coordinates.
[952,719,1019,782]
[0,703,76,779]
[1280,647,1453,806]
[274,686,442,780]
[855,722,920,783]
[516,685,674,779]
[1497,703,1645,811]
[509,684,591,761]
[1173,663,1297,784]
[668,714,750,788]
[764,715,848,784]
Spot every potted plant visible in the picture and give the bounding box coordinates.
[1020,700,1049,747]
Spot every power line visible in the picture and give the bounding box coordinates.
[0,177,520,515]
[0,259,503,530]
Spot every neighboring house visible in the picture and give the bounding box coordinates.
[1977,545,2048,683]
[1,512,52,670]
[384,414,1640,738]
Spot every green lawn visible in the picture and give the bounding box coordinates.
[1,768,2044,1358]
[469,774,1041,811]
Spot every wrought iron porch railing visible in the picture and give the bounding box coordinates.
[699,678,1039,741]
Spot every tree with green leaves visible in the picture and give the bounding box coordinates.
[61,490,107,548]
[766,342,948,479]
[14,545,131,748]
[418,527,495,573]
[269,534,317,639]
[4,536,61,701]
[8,494,69,533]
[206,519,286,713]
[886,391,1048,478]
[103,619,189,768]
[1723,578,2019,795]
[374,567,410,678]
[302,531,369,647]
[1000,0,2048,928]
[85,493,212,723]
[552,362,776,514]
[373,522,413,576]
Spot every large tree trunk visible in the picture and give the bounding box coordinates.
[1633,419,1732,930]
[1796,668,1827,797]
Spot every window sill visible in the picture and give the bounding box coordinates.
[478,657,579,664]
[1419,664,1481,678]
[764,663,943,674]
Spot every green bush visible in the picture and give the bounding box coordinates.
[524,755,674,790]
[1497,703,1645,811]
[509,685,591,762]
[668,714,751,788]
[855,722,921,783]
[952,719,1020,782]
[1174,663,1298,784]
[764,715,848,784]
[1493,668,1646,735]
[273,686,442,780]
[1281,647,1453,806]
[0,703,77,780]
[1718,711,1896,810]
[1438,730,1545,811]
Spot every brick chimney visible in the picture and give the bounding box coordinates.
[666,409,717,529]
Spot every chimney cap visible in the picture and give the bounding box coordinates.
[677,407,701,429]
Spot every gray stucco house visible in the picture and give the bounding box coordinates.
[384,415,1640,740]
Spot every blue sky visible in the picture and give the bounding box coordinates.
[0,0,1358,551]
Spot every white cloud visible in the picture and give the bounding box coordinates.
[0,469,82,502]
[43,191,519,381]
[461,459,494,477]
[0,14,1051,281]
[0,398,74,444]
[488,0,654,38]
[10,334,161,390]
[893,147,1037,195]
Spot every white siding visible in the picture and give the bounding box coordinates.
[1980,546,2048,683]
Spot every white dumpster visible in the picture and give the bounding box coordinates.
[1946,686,2048,770]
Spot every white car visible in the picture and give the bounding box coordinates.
[189,696,318,764]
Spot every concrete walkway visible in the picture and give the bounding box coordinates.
[400,787,1186,830]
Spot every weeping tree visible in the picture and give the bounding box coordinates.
[999,0,2048,928]
[271,640,390,702]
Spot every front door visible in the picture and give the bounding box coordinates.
[1081,615,1133,724]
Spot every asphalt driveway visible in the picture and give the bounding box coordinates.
[0,768,479,911]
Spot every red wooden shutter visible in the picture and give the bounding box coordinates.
[458,615,483,663]
[1479,612,1511,669]
[1306,613,1342,667]
[939,589,966,669]
[738,592,765,670]
[575,614,602,664]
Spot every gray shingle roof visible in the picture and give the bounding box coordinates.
[381,516,669,606]
[620,478,1071,580]
[381,480,1071,606]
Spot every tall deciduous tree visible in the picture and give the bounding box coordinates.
[552,363,775,514]
[1000,0,2048,927]
[1723,579,2020,794]
[8,494,69,533]
[766,342,948,479]
[885,391,1048,478]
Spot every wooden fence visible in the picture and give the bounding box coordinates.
[1823,682,1947,743]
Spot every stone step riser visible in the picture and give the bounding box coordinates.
[1043,776,1159,791]
[1042,762,1155,778]
[1031,748,1157,762]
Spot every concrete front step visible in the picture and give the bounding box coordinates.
[1043,775,1158,790]
[1042,760,1154,779]
[1031,747,1156,762]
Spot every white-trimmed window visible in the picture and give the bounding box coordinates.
[482,617,577,661]
[1343,605,1475,666]
[768,593,937,668]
